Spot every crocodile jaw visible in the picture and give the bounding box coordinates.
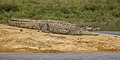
[81,31,99,36]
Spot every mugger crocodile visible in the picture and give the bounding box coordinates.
[8,18,99,35]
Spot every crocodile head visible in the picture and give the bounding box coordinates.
[85,26,100,31]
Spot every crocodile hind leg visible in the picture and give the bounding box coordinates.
[19,22,24,28]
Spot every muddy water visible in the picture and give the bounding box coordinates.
[95,31,120,35]
[0,52,120,60]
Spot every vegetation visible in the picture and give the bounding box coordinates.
[0,0,120,30]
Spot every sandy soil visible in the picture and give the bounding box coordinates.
[0,24,120,53]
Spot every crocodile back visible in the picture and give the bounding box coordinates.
[7,19,99,35]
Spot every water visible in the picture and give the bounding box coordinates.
[0,52,120,60]
[94,31,120,35]
[0,31,120,60]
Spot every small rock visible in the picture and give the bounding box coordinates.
[20,29,23,32]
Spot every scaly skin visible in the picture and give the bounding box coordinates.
[8,18,99,35]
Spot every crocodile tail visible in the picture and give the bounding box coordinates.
[8,19,30,28]
[8,18,41,30]
[8,19,17,26]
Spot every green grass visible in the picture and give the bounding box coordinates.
[0,0,120,30]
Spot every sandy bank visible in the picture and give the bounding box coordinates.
[0,24,120,53]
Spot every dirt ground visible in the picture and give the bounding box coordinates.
[0,24,120,53]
